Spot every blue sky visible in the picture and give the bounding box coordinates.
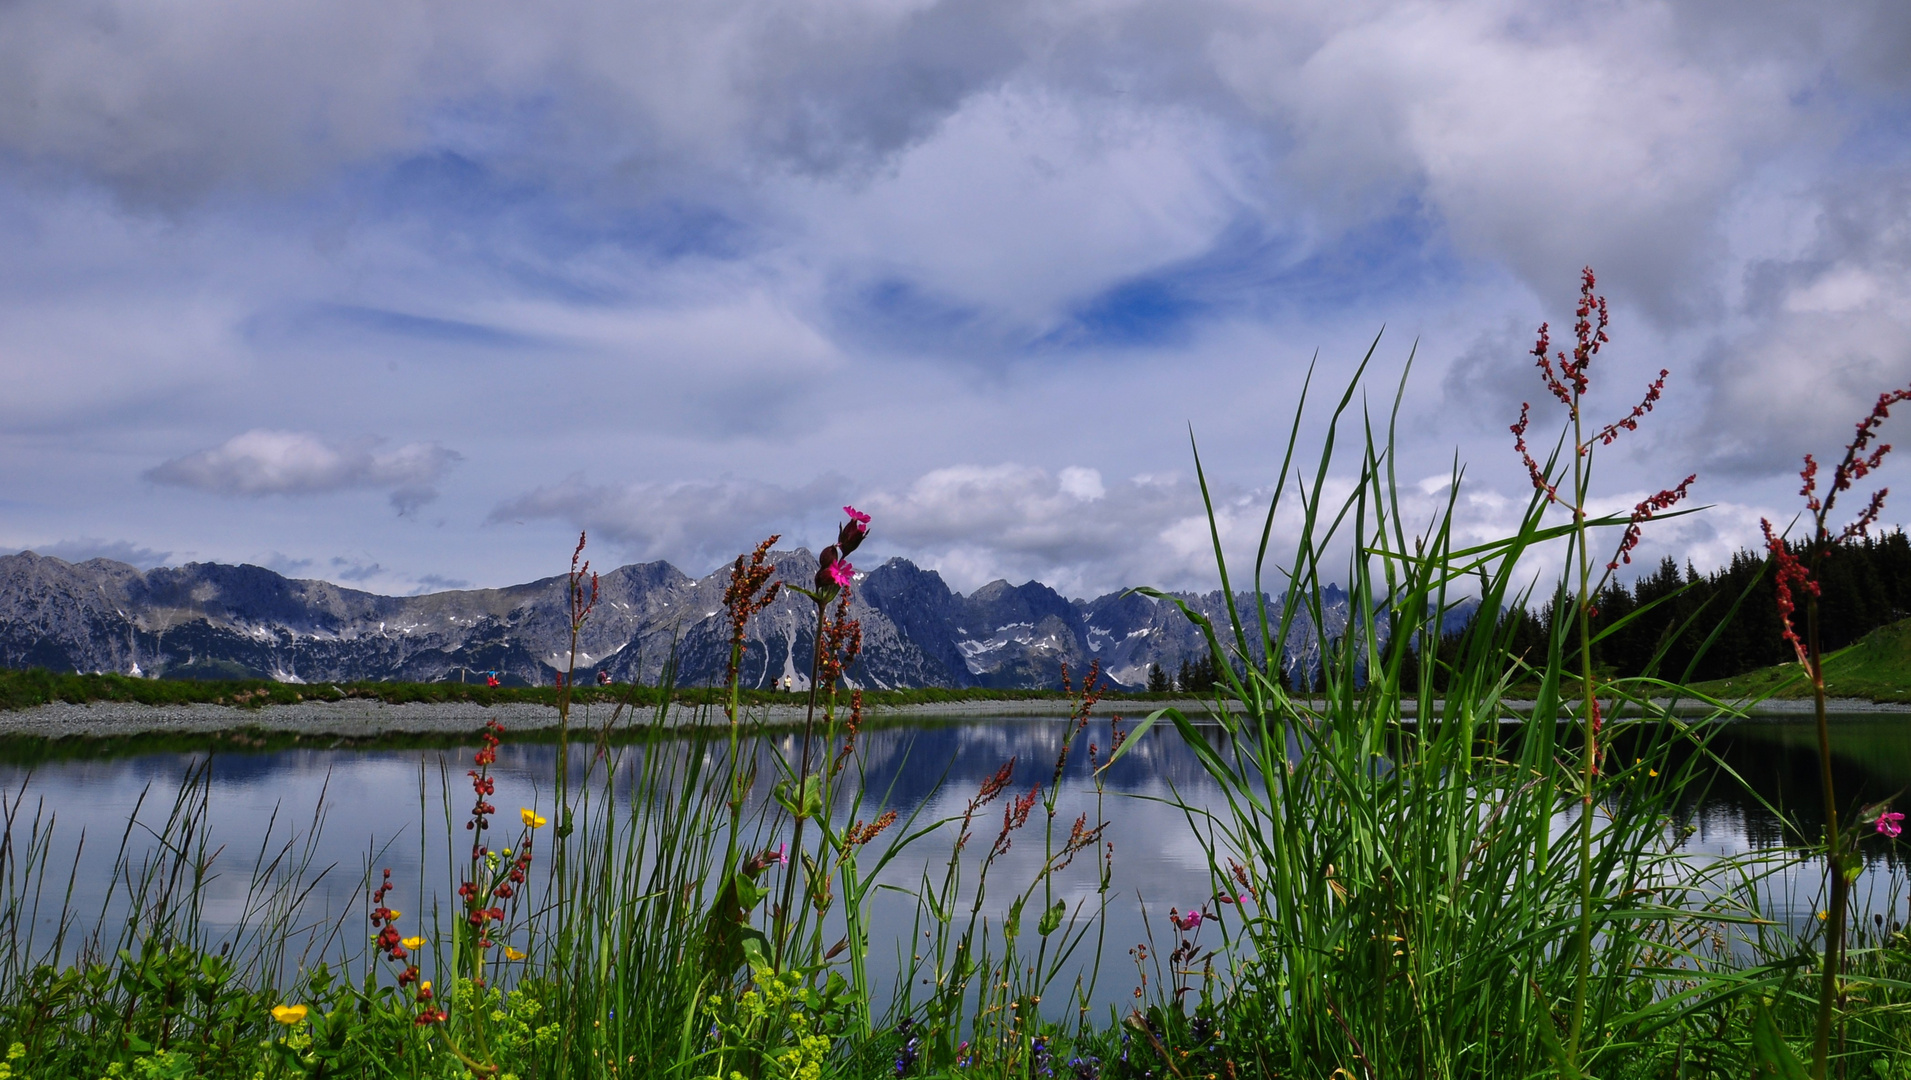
[3,0,1910,598]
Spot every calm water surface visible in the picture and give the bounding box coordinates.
[3,714,1909,1012]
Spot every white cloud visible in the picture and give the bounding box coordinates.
[1692,170,1911,477]
[25,538,173,568]
[145,430,462,513]
[1212,0,1799,318]
[787,87,1252,329]
[487,474,854,573]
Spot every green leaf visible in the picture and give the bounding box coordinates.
[1533,1014,1581,1080]
[1752,1003,1810,1080]
[1038,899,1066,937]
[1005,895,1025,940]
[773,776,825,820]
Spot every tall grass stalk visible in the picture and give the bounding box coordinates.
[1107,320,1769,1076]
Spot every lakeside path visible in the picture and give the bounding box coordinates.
[0,694,1906,741]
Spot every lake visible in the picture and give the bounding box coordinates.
[2,712,1908,1015]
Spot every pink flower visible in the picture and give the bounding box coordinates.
[773,843,788,865]
[843,505,871,530]
[827,560,855,588]
[1878,811,1905,839]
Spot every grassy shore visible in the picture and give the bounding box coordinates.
[1693,615,1911,704]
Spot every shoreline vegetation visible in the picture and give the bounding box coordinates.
[4,280,1911,1078]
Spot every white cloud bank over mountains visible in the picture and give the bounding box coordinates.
[0,0,1908,596]
[146,431,462,514]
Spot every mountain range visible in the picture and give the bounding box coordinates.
[0,549,1352,690]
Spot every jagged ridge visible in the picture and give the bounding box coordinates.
[0,550,1351,690]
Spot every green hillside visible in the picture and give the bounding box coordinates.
[1694,615,1911,703]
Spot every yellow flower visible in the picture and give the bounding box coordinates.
[402,936,426,950]
[271,1004,309,1025]
[521,808,547,829]
[387,910,401,920]
[1817,910,1829,921]
[1648,769,1659,777]
[504,946,527,961]
[420,980,431,993]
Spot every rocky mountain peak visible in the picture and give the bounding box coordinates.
[0,550,1348,691]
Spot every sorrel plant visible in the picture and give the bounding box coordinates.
[1761,385,1911,1079]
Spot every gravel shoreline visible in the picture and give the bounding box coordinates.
[0,693,1903,742]
[0,696,1218,741]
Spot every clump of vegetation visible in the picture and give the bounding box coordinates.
[2,273,1910,1078]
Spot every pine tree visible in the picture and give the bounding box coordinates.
[1147,663,1170,693]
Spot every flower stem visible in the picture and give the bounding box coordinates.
[1807,581,1845,1080]
[772,599,827,969]
[1567,405,1598,1063]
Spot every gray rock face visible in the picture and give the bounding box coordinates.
[0,550,1350,690]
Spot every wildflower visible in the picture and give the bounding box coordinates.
[1878,811,1905,839]
[1762,521,1821,667]
[521,808,547,829]
[504,945,527,961]
[893,1016,920,1077]
[827,560,855,588]
[723,535,783,689]
[1607,474,1696,570]
[844,809,899,848]
[1817,911,1829,921]
[816,588,863,685]
[401,936,425,950]
[814,507,870,592]
[271,1004,309,1025]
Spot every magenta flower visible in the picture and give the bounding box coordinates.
[815,507,871,592]
[1878,811,1905,839]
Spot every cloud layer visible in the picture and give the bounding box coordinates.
[1,1,1909,594]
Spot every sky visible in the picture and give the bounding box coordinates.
[3,0,1910,600]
